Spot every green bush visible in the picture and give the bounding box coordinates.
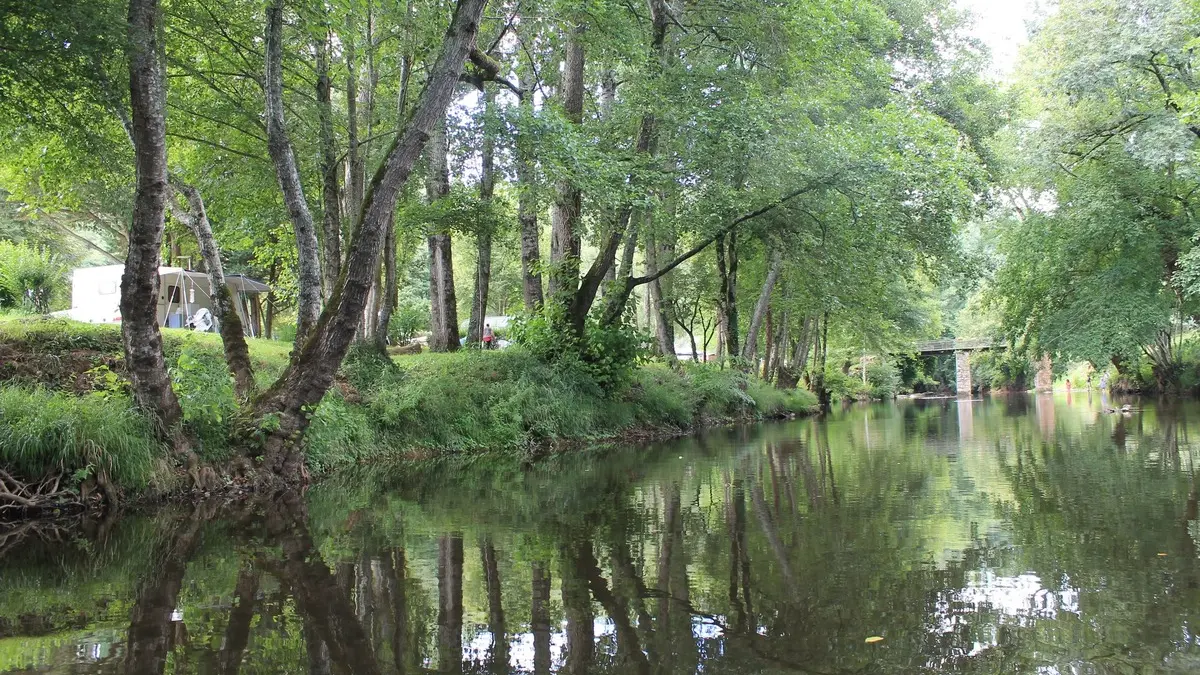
[0,387,162,488]
[386,301,428,344]
[0,242,66,314]
[865,359,901,399]
[168,335,238,457]
[508,307,646,390]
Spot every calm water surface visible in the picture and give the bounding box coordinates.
[3,393,1199,674]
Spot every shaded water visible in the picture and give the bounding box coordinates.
[3,393,1200,674]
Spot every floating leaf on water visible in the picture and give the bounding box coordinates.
[1157,552,1168,557]
[865,636,884,644]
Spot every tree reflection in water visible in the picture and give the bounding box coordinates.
[2,395,1200,674]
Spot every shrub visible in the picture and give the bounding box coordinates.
[865,359,901,399]
[508,307,647,390]
[386,301,428,344]
[0,242,66,314]
[168,335,238,457]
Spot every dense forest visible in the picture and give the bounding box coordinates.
[2,0,1200,497]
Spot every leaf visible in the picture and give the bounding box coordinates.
[865,636,885,644]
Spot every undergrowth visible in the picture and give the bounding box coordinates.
[0,317,818,494]
[0,387,161,488]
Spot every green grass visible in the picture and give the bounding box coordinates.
[0,317,818,493]
[0,387,162,489]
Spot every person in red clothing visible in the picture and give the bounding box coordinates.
[482,323,494,350]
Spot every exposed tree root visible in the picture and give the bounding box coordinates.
[0,469,92,520]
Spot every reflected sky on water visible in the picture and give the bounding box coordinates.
[2,393,1199,674]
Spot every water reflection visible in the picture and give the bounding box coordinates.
[2,394,1200,674]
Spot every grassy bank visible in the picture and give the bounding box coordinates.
[0,317,817,497]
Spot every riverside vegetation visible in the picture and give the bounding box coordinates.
[0,317,815,506]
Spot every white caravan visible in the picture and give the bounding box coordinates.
[62,265,270,336]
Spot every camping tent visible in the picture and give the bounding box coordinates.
[62,265,270,337]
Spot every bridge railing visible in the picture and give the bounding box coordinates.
[909,338,994,354]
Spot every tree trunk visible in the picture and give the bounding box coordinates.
[265,0,321,344]
[768,308,788,383]
[169,180,255,400]
[565,5,670,331]
[645,228,677,362]
[345,11,363,221]
[374,214,398,350]
[815,312,831,407]
[251,0,486,480]
[358,2,381,342]
[373,5,416,348]
[742,249,782,362]
[468,90,496,346]
[716,232,740,358]
[761,307,773,380]
[316,25,341,304]
[547,24,584,305]
[425,124,460,352]
[123,0,187,448]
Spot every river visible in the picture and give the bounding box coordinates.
[2,393,1199,674]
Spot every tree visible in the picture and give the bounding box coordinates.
[988,0,1200,389]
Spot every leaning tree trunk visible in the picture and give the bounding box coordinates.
[251,0,487,481]
[742,249,782,362]
[123,0,187,449]
[425,124,460,352]
[168,179,255,399]
[468,90,496,346]
[373,12,416,348]
[316,25,341,305]
[265,0,321,345]
[563,3,671,333]
[547,24,584,306]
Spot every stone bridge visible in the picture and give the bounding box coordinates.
[904,338,1052,396]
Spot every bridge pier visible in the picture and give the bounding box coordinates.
[955,350,972,397]
[1035,354,1053,392]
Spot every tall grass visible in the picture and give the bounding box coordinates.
[0,387,163,488]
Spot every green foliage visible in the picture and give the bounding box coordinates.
[508,308,646,390]
[984,0,1200,387]
[0,241,67,313]
[168,337,238,457]
[386,301,428,344]
[864,359,901,399]
[0,386,161,487]
[396,186,510,238]
[972,351,1035,392]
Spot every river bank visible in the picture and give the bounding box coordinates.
[0,317,817,512]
